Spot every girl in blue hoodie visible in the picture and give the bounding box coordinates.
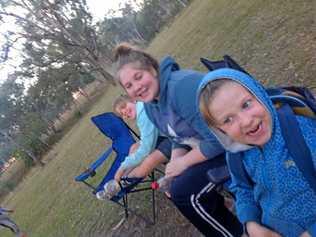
[199,68,316,237]
[113,43,243,237]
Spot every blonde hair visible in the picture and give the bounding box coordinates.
[199,79,232,125]
[112,95,133,116]
[113,43,159,81]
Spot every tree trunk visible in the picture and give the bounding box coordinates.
[21,148,45,166]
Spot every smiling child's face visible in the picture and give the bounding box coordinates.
[118,63,159,103]
[208,81,272,146]
[117,101,137,120]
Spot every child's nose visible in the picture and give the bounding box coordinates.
[239,113,252,128]
[134,82,142,94]
[120,108,126,116]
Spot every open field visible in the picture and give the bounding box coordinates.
[1,0,316,236]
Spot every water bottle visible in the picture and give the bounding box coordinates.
[151,176,173,192]
[96,179,121,200]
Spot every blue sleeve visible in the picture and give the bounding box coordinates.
[199,139,224,159]
[308,223,316,236]
[296,116,316,170]
[227,153,262,224]
[297,116,316,235]
[172,142,191,151]
[172,74,225,159]
[120,103,159,170]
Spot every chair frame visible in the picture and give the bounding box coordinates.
[75,112,164,225]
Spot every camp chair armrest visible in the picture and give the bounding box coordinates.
[75,168,96,181]
[75,147,113,182]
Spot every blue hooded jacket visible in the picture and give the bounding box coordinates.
[198,68,316,236]
[144,56,224,159]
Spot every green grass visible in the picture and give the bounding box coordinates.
[1,87,124,237]
[1,0,316,236]
[149,0,316,88]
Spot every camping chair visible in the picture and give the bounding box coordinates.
[75,112,162,225]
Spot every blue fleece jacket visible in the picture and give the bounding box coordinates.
[199,68,316,236]
[144,56,224,159]
[119,102,159,170]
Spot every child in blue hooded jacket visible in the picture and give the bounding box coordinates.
[112,43,243,237]
[96,95,170,200]
[199,68,316,237]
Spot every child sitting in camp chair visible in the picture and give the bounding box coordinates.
[96,95,170,199]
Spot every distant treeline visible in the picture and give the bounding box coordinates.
[0,0,191,165]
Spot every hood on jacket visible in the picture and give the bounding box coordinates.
[158,56,180,104]
[197,68,276,153]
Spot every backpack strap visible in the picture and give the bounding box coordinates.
[226,152,254,190]
[277,103,316,193]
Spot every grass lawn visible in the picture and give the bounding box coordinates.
[1,0,315,236]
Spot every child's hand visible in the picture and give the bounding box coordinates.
[114,168,125,182]
[246,221,282,237]
[300,231,311,237]
[165,158,188,177]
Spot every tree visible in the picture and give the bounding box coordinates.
[0,130,44,165]
[0,75,46,165]
[0,0,190,165]
[0,74,25,131]
[0,0,115,85]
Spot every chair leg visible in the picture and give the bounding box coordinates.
[123,195,129,219]
[114,198,155,225]
[151,171,156,224]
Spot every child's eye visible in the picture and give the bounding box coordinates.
[223,116,233,124]
[124,83,132,89]
[135,72,142,80]
[120,104,127,110]
[242,99,252,109]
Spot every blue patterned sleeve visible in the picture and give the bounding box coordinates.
[296,114,316,234]
[228,153,262,224]
[297,115,316,169]
[307,222,316,236]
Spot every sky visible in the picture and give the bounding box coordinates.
[0,0,141,84]
[86,0,133,20]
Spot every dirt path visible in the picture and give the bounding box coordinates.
[106,193,203,237]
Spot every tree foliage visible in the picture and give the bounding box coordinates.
[0,0,189,164]
[0,0,113,84]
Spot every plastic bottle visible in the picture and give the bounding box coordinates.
[96,179,121,200]
[151,176,173,192]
